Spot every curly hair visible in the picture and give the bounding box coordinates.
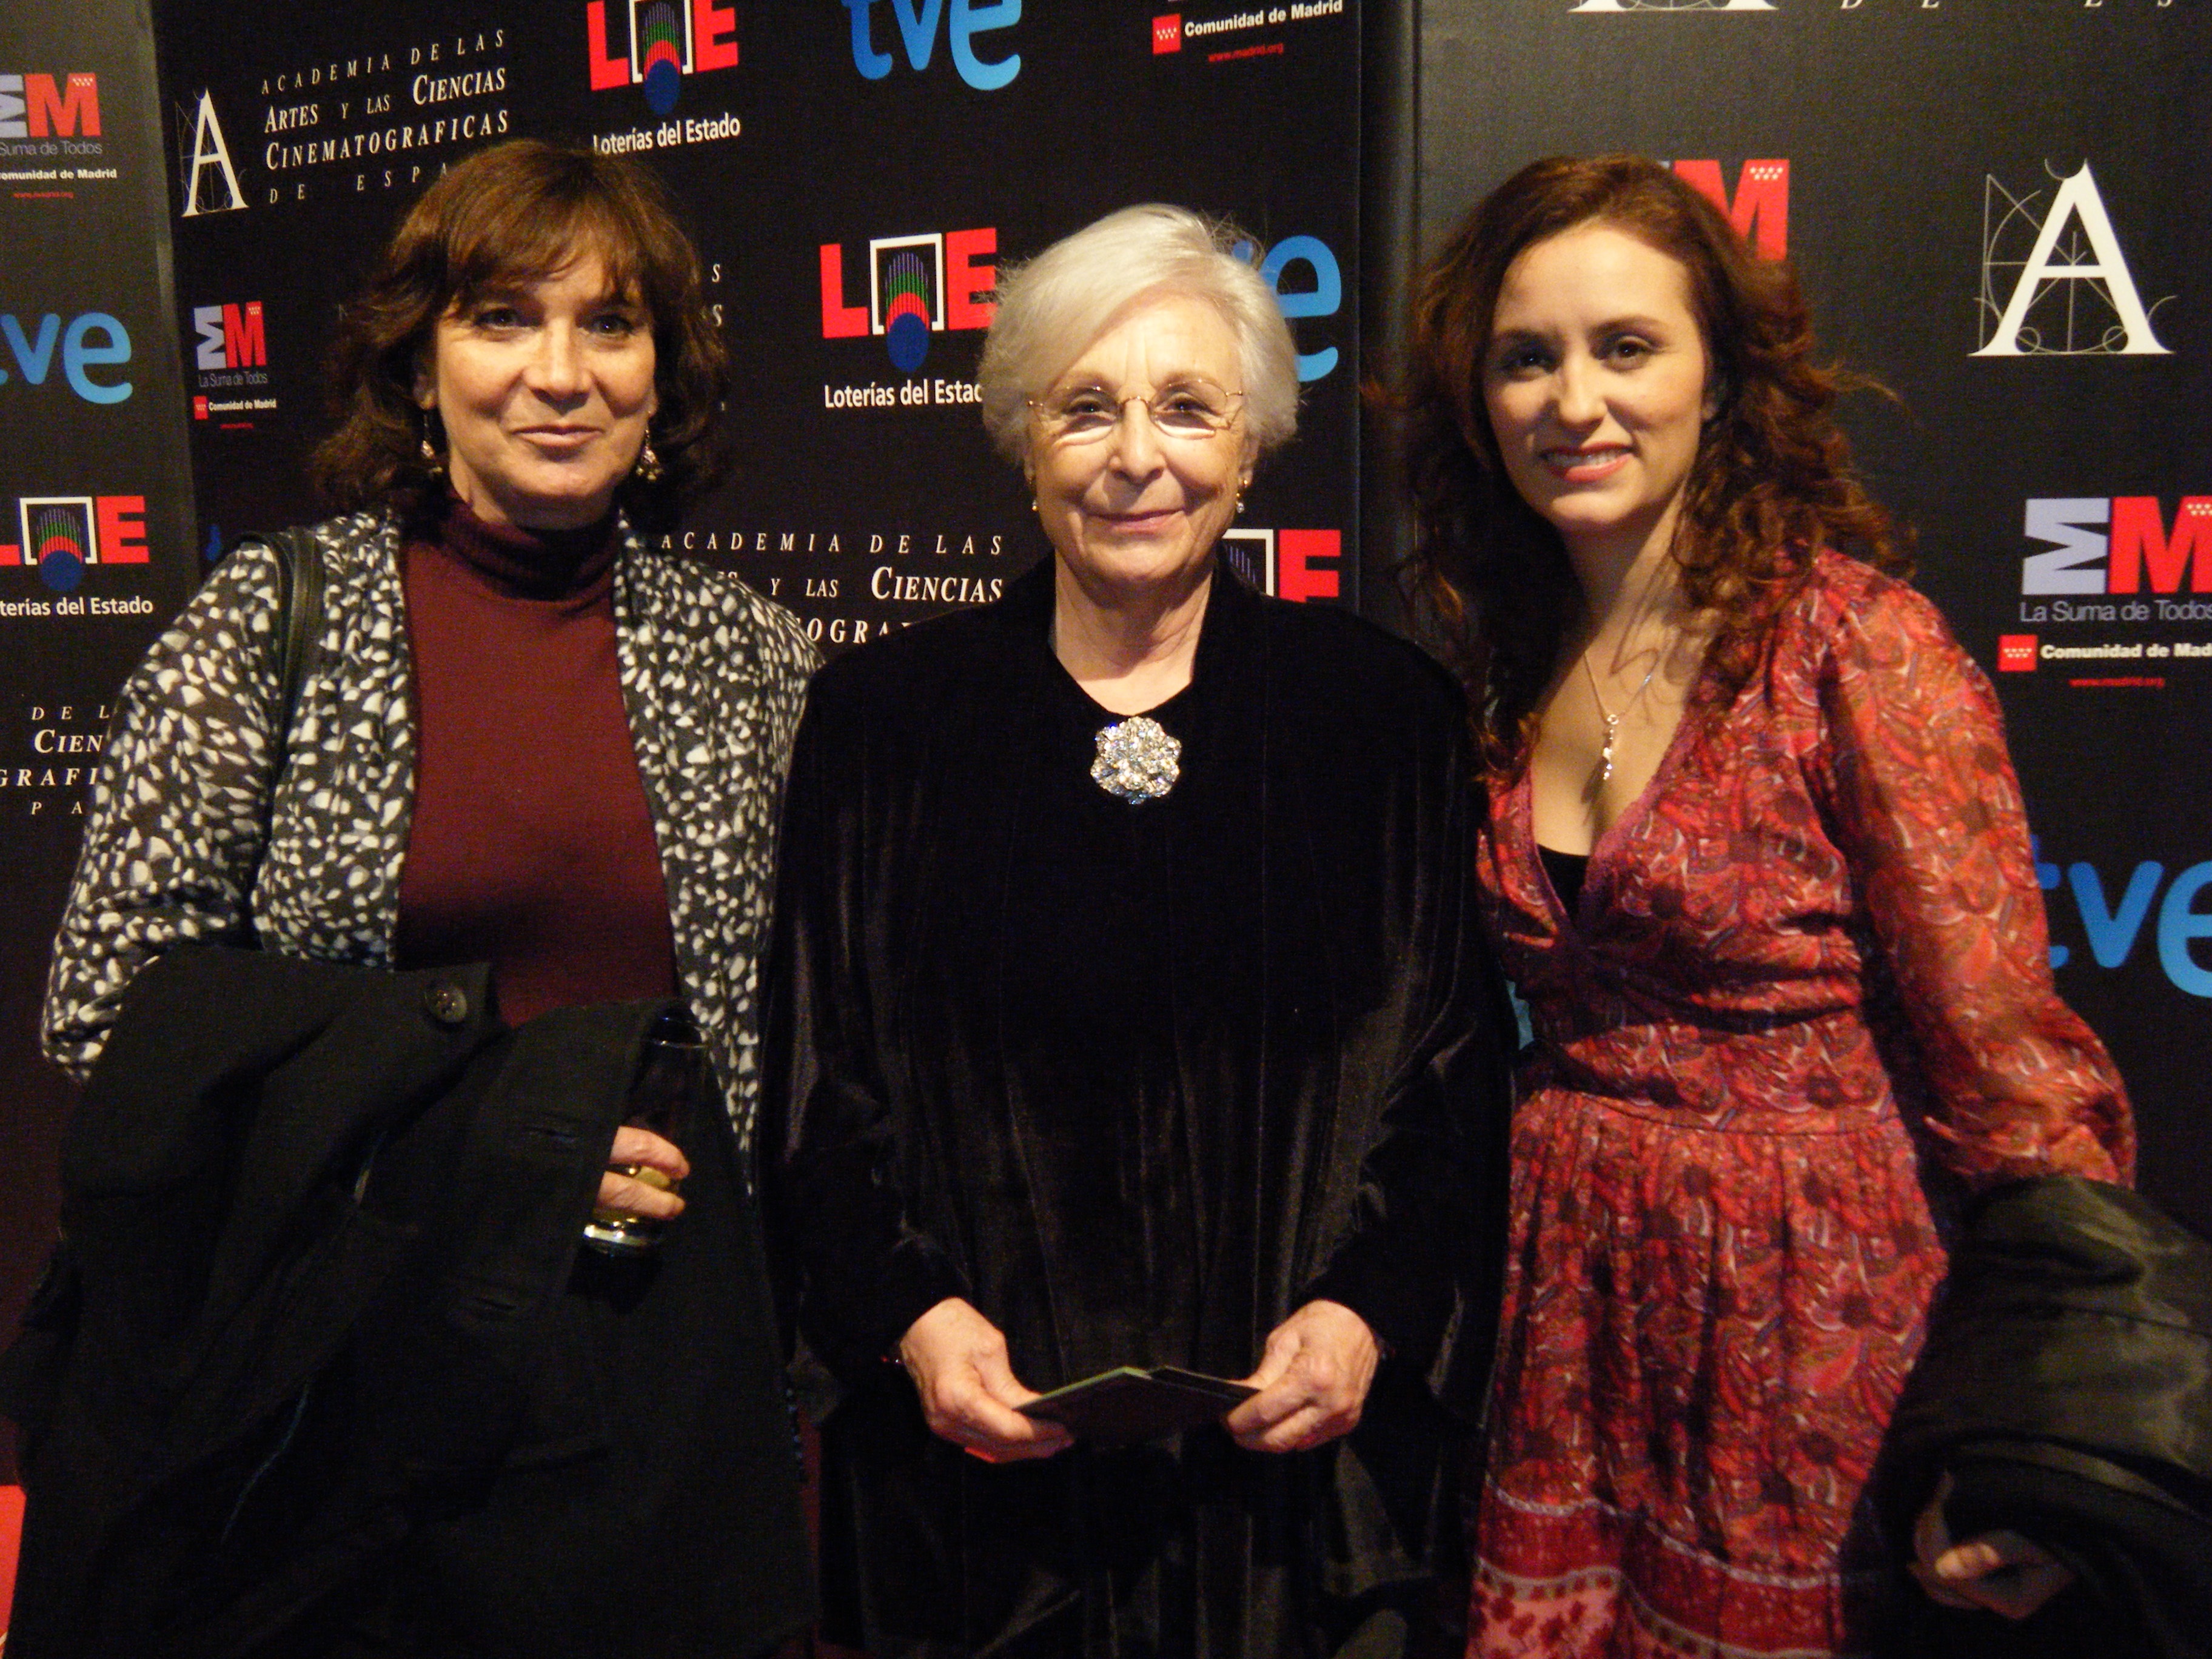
[310,138,728,532]
[1398,153,1906,774]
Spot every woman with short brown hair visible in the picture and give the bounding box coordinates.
[39,138,816,1656]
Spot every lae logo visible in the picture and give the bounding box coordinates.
[2022,497,2210,596]
[845,0,1022,91]
[193,301,264,370]
[1976,163,2170,357]
[0,72,99,138]
[0,310,133,404]
[0,495,148,593]
[820,228,995,372]
[1220,527,1341,603]
[1669,158,1787,260]
[587,0,739,115]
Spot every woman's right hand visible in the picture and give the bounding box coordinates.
[1911,1475,2075,1620]
[595,1124,689,1221]
[897,1298,1073,1463]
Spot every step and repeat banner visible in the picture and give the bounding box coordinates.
[151,0,1365,632]
[1,0,2207,1483]
[1418,0,2211,1234]
[0,0,1370,1479]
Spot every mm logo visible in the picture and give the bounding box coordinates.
[1669,158,1787,260]
[0,495,148,593]
[2023,498,2211,595]
[587,0,738,115]
[0,72,99,138]
[193,301,264,370]
[820,228,995,372]
[1220,528,1342,603]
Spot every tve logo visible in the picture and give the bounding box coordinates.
[1669,158,1788,260]
[586,0,739,116]
[820,227,995,372]
[0,310,133,404]
[0,72,100,138]
[193,300,264,371]
[2022,498,2210,595]
[1254,236,1342,383]
[0,494,148,593]
[844,0,1022,91]
[1220,527,1342,603]
[2037,840,2212,998]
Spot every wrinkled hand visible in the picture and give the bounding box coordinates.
[594,1125,689,1222]
[1226,1299,1379,1453]
[898,1298,1073,1464]
[1912,1475,2075,1620]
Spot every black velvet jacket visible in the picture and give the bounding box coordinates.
[760,558,1515,1656]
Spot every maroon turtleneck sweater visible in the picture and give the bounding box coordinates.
[393,496,679,1026]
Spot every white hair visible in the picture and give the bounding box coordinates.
[976,204,1300,465]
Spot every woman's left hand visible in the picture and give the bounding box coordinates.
[1911,1475,2075,1620]
[1226,1299,1379,1453]
[595,1125,690,1222]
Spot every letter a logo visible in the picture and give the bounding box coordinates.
[1974,163,2170,357]
[179,90,244,217]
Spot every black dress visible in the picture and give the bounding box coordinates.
[762,558,1513,1658]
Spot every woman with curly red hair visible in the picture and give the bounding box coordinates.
[1401,154,2133,1657]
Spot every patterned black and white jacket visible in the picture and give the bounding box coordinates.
[42,511,819,1148]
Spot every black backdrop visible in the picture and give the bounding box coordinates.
[0,0,2207,1494]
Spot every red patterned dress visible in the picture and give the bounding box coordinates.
[1466,553,2133,1659]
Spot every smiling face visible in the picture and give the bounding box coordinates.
[418,252,658,532]
[1026,289,1256,609]
[1481,220,1713,568]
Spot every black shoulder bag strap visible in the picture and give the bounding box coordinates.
[255,526,326,765]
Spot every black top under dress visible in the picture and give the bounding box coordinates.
[762,558,1513,1659]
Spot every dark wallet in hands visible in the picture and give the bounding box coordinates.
[1017,1366,1256,1445]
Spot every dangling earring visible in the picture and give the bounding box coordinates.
[1234,494,1247,518]
[419,409,444,475]
[634,436,663,483]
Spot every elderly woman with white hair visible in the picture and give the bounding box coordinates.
[761,204,1513,1658]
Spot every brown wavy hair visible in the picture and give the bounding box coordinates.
[311,138,728,532]
[1398,153,1907,774]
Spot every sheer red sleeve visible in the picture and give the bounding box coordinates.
[1813,574,2133,1187]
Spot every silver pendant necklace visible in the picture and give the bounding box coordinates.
[1581,643,1663,786]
